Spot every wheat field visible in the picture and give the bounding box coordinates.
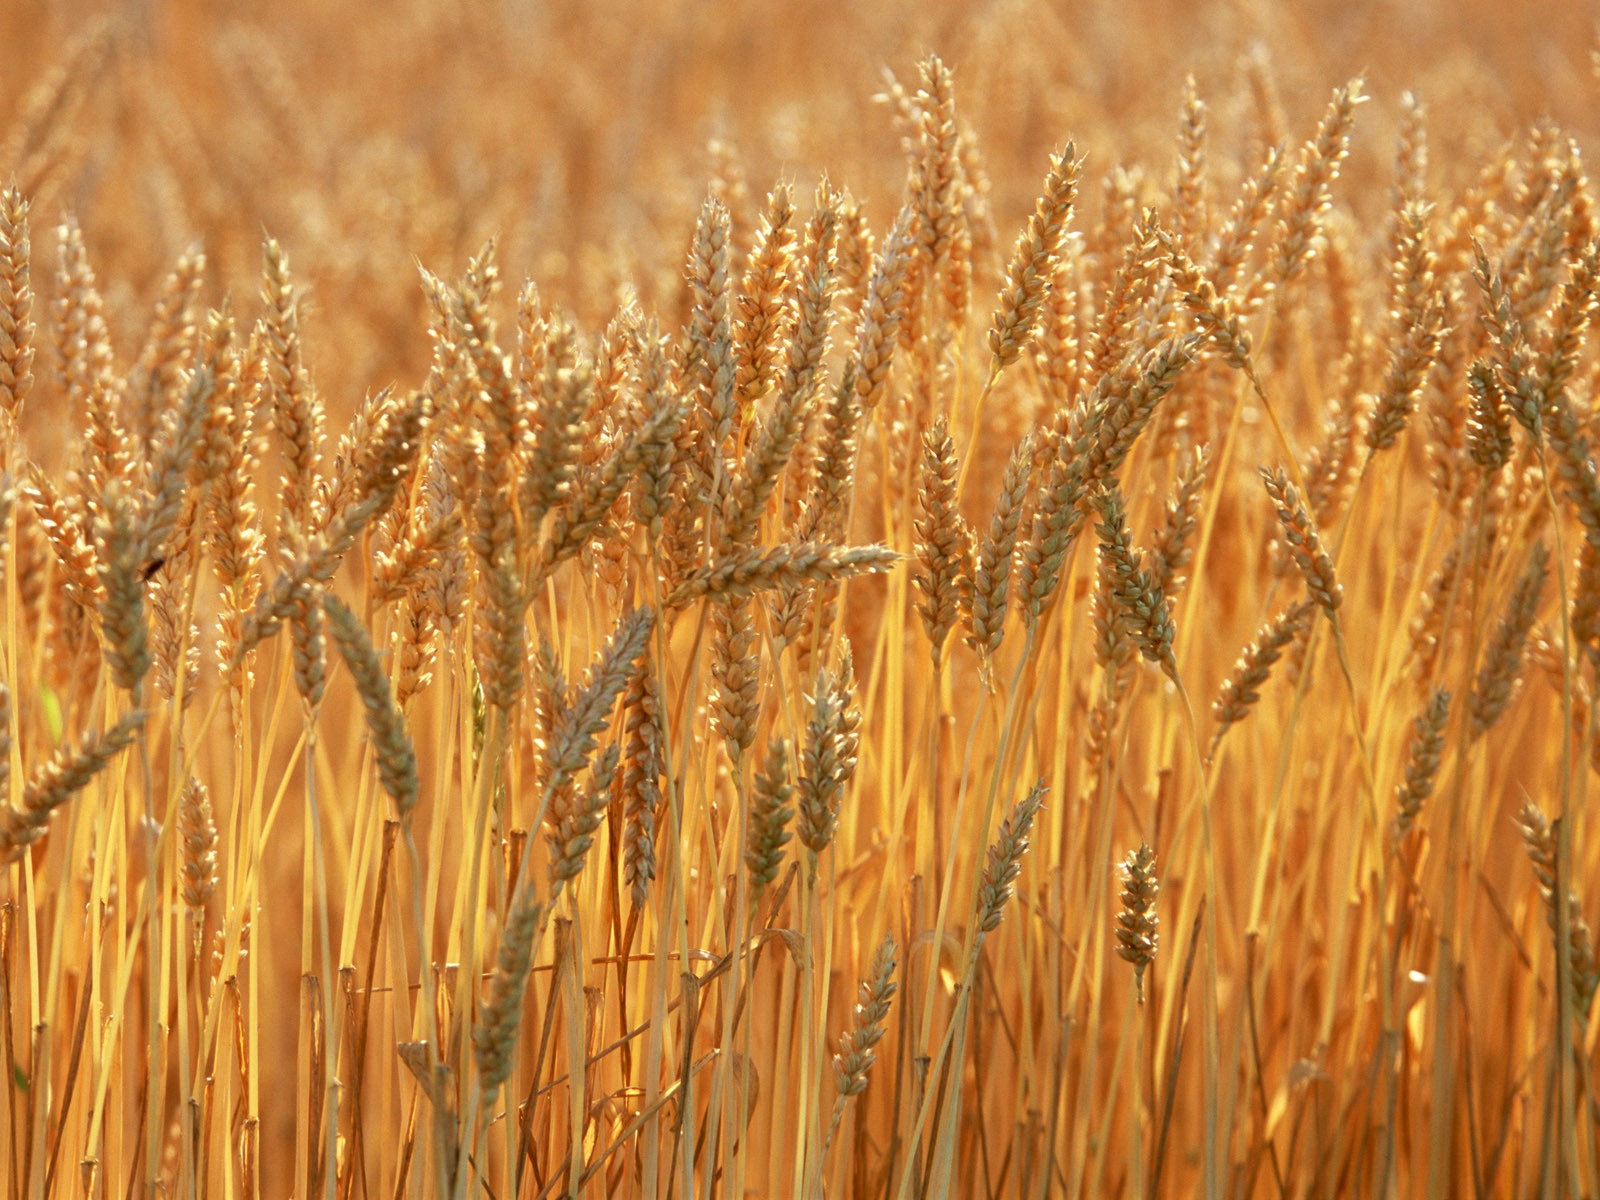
[2,1,1599,1197]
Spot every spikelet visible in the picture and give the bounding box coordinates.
[1469,542,1547,739]
[1464,360,1514,476]
[1259,466,1343,615]
[1164,236,1254,372]
[1087,208,1166,379]
[1272,78,1366,290]
[1080,335,1200,487]
[1115,843,1159,1002]
[1149,448,1208,598]
[1173,77,1208,249]
[178,775,218,912]
[832,934,897,1099]
[0,185,34,426]
[545,608,654,793]
[620,666,664,909]
[323,594,419,817]
[733,182,798,406]
[1090,487,1177,679]
[684,194,737,457]
[912,417,971,668]
[1017,439,1088,625]
[965,433,1033,668]
[1516,802,1600,1019]
[796,654,861,859]
[260,238,323,539]
[57,217,129,493]
[1210,144,1286,301]
[2,710,146,864]
[547,743,620,891]
[229,391,426,667]
[92,480,150,694]
[710,598,760,764]
[129,244,205,451]
[1367,202,1447,453]
[745,737,795,892]
[1210,601,1315,759]
[851,207,916,415]
[975,779,1047,937]
[1392,688,1450,843]
[912,56,966,305]
[472,884,544,1094]
[666,542,896,609]
[987,143,1079,375]
[140,366,215,569]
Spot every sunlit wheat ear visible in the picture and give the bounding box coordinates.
[1090,487,1177,679]
[620,665,664,910]
[260,238,324,538]
[1115,843,1159,1003]
[139,366,214,568]
[26,465,101,616]
[1172,75,1208,248]
[178,775,218,915]
[546,607,654,795]
[323,593,419,818]
[56,216,129,497]
[1272,78,1366,290]
[796,653,861,859]
[1164,235,1254,372]
[1,710,145,865]
[733,181,797,405]
[1259,466,1342,616]
[1209,600,1314,758]
[1470,245,1546,440]
[132,242,204,407]
[0,184,35,426]
[820,932,898,1157]
[987,142,1079,375]
[685,193,736,454]
[745,737,795,892]
[710,598,760,765]
[965,432,1032,671]
[851,205,916,416]
[1210,143,1286,301]
[93,479,151,694]
[913,416,971,669]
[472,884,544,1096]
[1150,447,1208,598]
[1464,360,1514,476]
[1537,238,1600,403]
[665,541,896,608]
[1392,687,1450,843]
[548,742,619,893]
[1086,206,1165,379]
[1366,201,1447,453]
[975,779,1047,939]
[229,391,426,666]
[1469,541,1547,740]
[1080,335,1200,488]
[1516,801,1600,1019]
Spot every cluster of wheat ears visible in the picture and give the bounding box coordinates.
[3,9,1600,1200]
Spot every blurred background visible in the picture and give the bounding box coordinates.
[2,0,1595,418]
